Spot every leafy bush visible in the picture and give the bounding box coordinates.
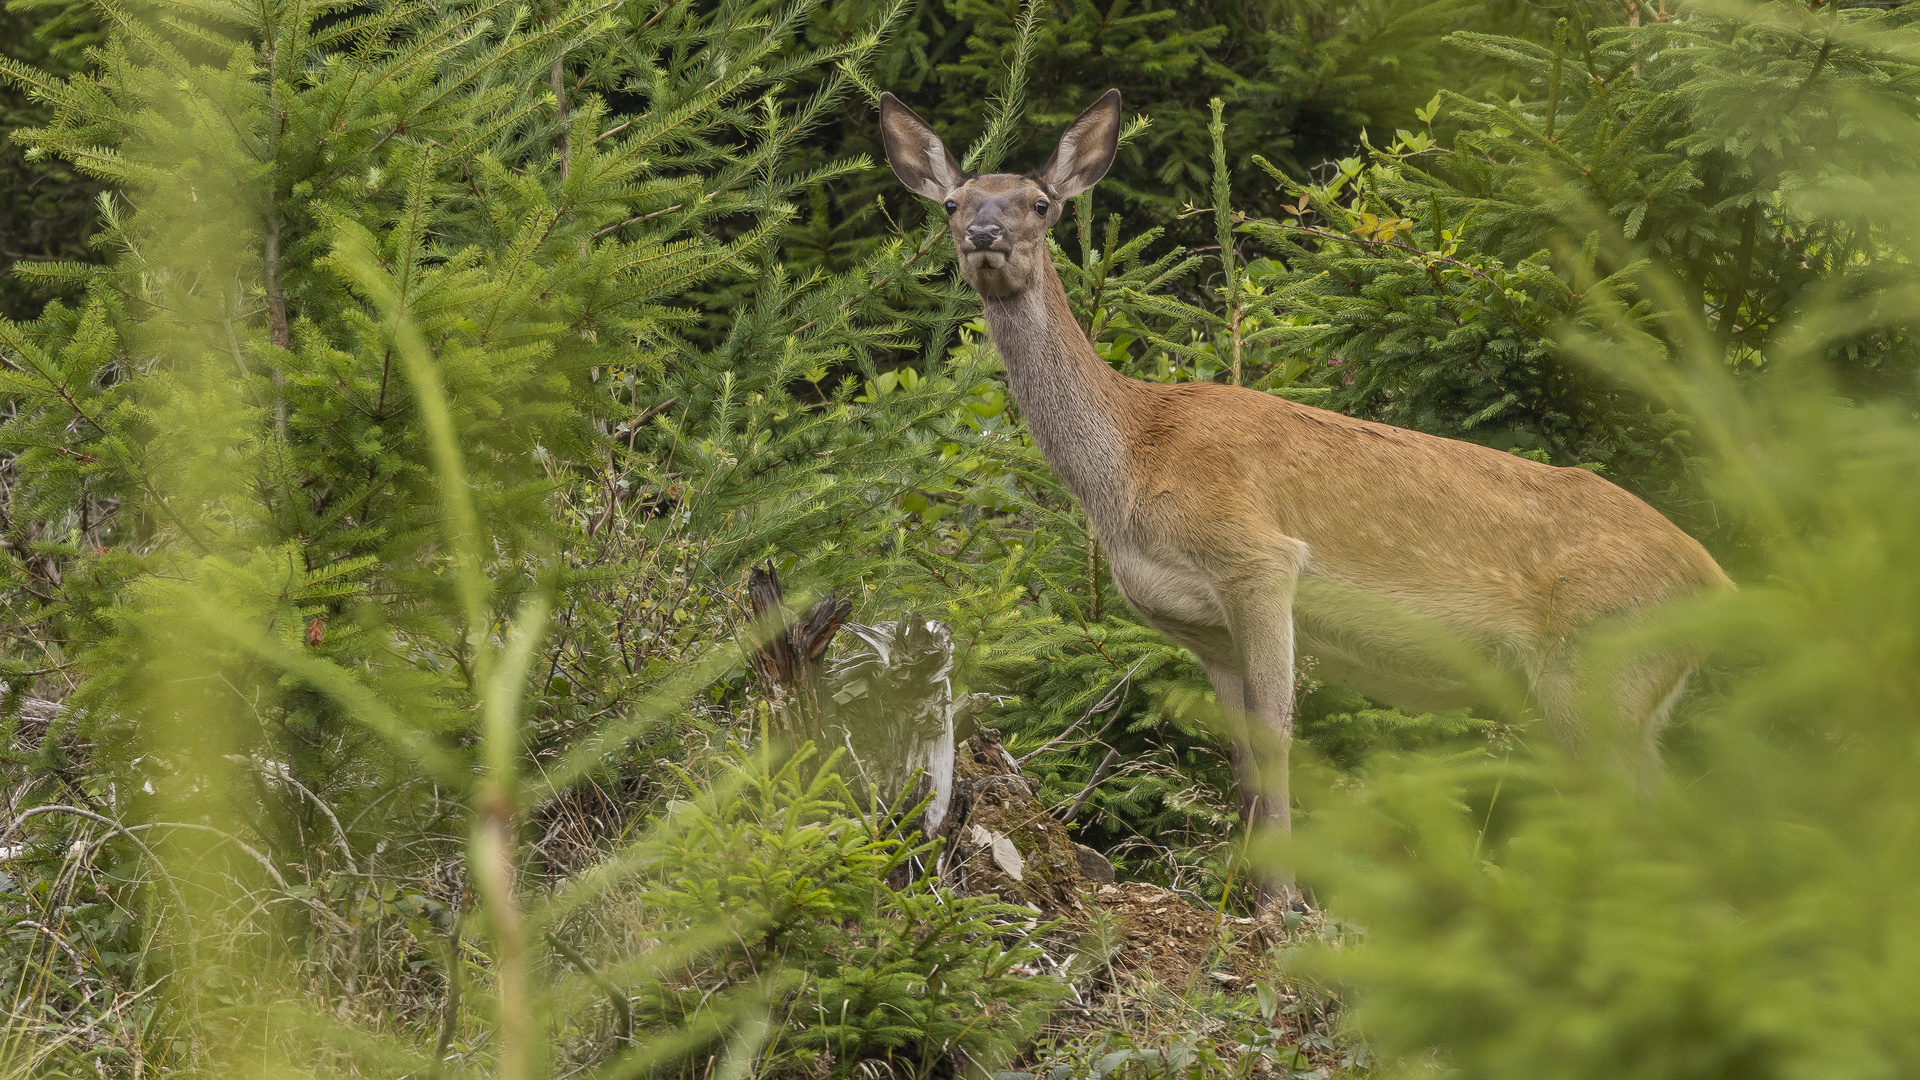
[618,745,1065,1080]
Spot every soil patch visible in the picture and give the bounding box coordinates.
[1093,882,1263,989]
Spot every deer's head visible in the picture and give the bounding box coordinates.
[879,90,1122,300]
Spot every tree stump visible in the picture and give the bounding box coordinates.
[745,563,851,745]
[744,566,968,837]
[744,568,1112,913]
[936,729,1112,913]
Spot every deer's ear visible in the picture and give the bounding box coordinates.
[880,94,966,201]
[1037,90,1122,199]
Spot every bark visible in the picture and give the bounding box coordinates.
[936,729,1111,912]
[824,617,975,837]
[745,562,849,746]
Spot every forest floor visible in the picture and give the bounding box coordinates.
[1018,882,1355,1080]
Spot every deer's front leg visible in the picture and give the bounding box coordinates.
[1197,661,1262,824]
[1216,551,1304,836]
[1217,569,1304,917]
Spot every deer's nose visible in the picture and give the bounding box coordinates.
[965,223,1003,249]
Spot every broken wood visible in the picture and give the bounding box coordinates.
[824,616,979,838]
[744,562,850,745]
[744,567,966,839]
[743,568,1113,911]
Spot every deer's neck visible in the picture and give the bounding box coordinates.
[980,270,1134,524]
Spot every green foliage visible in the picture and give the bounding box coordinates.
[824,0,1579,256]
[0,0,1613,903]
[0,0,939,797]
[8,0,1920,1074]
[1271,5,1920,1078]
[1034,980,1365,1080]
[629,745,1064,1079]
[0,0,101,321]
[0,0,1064,1071]
[1232,4,1920,533]
[0,0,1583,330]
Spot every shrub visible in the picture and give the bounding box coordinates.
[1274,6,1920,1077]
[608,745,1066,1080]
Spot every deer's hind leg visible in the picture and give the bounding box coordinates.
[1614,653,1696,779]
[1532,645,1696,782]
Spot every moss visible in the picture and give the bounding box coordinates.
[939,730,1093,913]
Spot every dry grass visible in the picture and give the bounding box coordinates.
[1020,885,1356,1080]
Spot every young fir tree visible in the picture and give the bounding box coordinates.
[1228,2,1920,538]
[0,0,969,838]
[1280,13,1920,1075]
[0,0,1080,1071]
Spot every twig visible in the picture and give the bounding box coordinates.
[0,806,199,969]
[631,396,679,429]
[1015,656,1143,767]
[636,0,687,33]
[429,912,464,1080]
[593,203,685,238]
[546,929,635,1047]
[227,755,360,874]
[15,920,89,974]
[1061,748,1120,823]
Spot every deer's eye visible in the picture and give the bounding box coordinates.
[943,200,958,215]
[1034,199,1050,215]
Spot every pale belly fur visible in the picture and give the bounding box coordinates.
[1104,544,1224,630]
[1104,541,1485,714]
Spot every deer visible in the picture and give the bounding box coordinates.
[878,89,1731,902]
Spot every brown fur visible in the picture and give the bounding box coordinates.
[879,90,1730,840]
